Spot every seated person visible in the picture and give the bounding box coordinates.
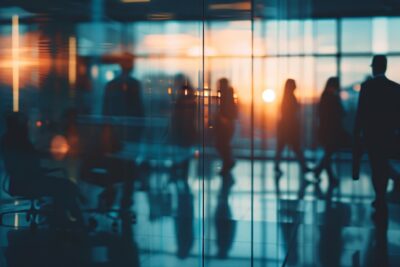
[1,112,83,227]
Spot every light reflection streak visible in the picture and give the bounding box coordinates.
[69,36,77,88]
[12,15,19,112]
[14,213,19,228]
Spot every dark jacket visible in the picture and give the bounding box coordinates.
[103,74,144,117]
[354,75,400,153]
[215,94,237,141]
[171,89,197,147]
[318,91,345,147]
[278,92,301,143]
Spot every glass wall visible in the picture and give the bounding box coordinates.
[0,1,399,267]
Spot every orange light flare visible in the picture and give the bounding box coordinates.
[50,135,70,160]
[0,24,42,90]
[68,36,77,89]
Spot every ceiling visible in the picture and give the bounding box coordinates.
[1,0,400,24]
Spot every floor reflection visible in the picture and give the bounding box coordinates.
[1,159,400,266]
[215,173,236,259]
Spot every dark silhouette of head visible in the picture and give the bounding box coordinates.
[218,78,234,101]
[102,52,135,74]
[119,52,135,74]
[174,73,187,89]
[174,73,194,98]
[324,77,340,94]
[371,55,387,76]
[283,79,296,96]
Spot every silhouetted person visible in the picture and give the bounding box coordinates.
[275,79,309,175]
[99,52,144,211]
[314,77,349,187]
[354,55,400,218]
[170,74,197,186]
[215,78,237,176]
[0,113,82,227]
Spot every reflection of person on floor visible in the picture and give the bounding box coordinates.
[215,174,236,259]
[318,200,350,267]
[215,78,237,176]
[354,55,400,222]
[314,77,350,187]
[275,79,310,175]
[100,52,144,211]
[364,214,389,267]
[174,183,194,259]
[1,113,83,227]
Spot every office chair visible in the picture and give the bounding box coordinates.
[0,174,46,230]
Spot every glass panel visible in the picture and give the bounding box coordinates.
[3,2,400,267]
[341,18,372,53]
[387,18,400,52]
[203,18,253,266]
[314,19,337,54]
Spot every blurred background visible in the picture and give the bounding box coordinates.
[0,0,400,266]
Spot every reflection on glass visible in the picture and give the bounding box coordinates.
[1,2,400,267]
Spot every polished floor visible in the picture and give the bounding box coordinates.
[1,156,400,267]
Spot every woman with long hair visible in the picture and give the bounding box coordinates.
[275,79,309,175]
[314,77,348,186]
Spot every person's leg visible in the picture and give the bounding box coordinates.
[175,160,190,193]
[221,141,235,173]
[314,146,332,176]
[225,126,236,168]
[325,160,339,187]
[120,162,136,211]
[368,152,390,210]
[292,141,309,173]
[320,147,338,185]
[275,138,285,173]
[121,182,134,209]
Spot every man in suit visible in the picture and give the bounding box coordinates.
[354,55,400,218]
[100,53,145,211]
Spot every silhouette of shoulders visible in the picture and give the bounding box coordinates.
[357,75,400,136]
[361,75,400,92]
[106,75,141,91]
[103,74,144,117]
